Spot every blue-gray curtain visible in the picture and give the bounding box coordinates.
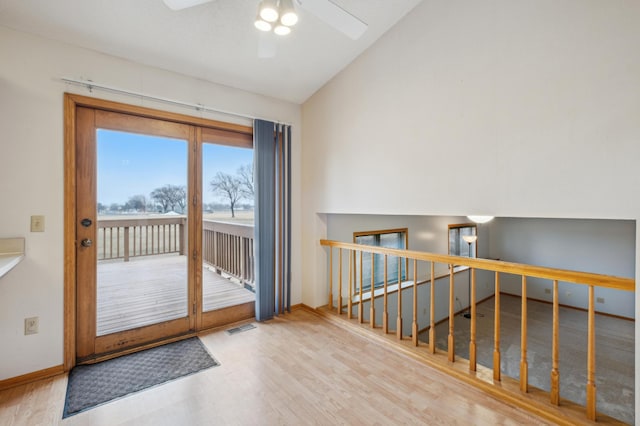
[254,120,291,321]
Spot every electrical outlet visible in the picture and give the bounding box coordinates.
[596,297,605,304]
[544,288,551,294]
[30,215,45,232]
[25,317,39,335]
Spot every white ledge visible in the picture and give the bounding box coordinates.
[0,238,25,279]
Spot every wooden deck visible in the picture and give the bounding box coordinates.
[97,254,255,336]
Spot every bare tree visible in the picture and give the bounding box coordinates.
[174,186,187,213]
[237,164,254,200]
[126,194,147,212]
[210,172,242,218]
[109,203,122,213]
[151,184,186,213]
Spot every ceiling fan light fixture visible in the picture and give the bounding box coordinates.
[280,12,298,27]
[274,24,291,36]
[254,16,272,32]
[259,0,279,23]
[279,0,298,26]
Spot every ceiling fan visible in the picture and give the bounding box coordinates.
[162,0,368,40]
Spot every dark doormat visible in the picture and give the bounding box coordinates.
[63,337,219,418]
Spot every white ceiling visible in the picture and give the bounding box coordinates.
[0,0,422,103]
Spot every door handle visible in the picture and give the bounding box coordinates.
[81,238,93,248]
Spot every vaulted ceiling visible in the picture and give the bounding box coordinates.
[0,0,422,103]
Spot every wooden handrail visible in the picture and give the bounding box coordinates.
[320,238,635,423]
[320,239,634,291]
[98,216,187,261]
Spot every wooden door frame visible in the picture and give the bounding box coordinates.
[63,93,253,371]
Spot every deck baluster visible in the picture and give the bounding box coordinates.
[337,248,343,315]
[358,251,364,323]
[469,267,476,371]
[370,252,375,328]
[347,250,353,320]
[586,285,597,420]
[493,272,501,381]
[520,276,528,393]
[383,254,388,333]
[448,264,455,362]
[396,256,403,339]
[124,227,130,262]
[429,261,435,354]
[412,259,418,346]
[328,247,333,310]
[550,280,560,404]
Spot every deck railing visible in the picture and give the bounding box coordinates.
[203,220,255,289]
[320,239,635,423]
[98,216,186,261]
[97,217,255,288]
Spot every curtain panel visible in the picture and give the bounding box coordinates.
[254,120,292,321]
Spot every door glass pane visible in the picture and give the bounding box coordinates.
[96,129,188,336]
[201,143,255,312]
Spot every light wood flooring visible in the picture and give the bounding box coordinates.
[97,254,255,335]
[0,308,551,425]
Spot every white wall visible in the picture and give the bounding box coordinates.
[301,0,639,418]
[489,217,635,318]
[0,26,302,380]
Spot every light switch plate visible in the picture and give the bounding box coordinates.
[30,215,45,232]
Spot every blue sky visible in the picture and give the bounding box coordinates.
[97,129,253,206]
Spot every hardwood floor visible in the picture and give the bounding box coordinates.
[97,254,255,335]
[0,308,550,425]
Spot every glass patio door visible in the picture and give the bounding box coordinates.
[75,108,196,361]
[198,132,256,329]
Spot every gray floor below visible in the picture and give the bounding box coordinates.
[420,294,634,425]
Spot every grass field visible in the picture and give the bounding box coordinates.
[203,210,254,225]
[99,209,254,224]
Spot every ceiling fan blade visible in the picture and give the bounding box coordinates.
[162,0,215,11]
[294,0,367,40]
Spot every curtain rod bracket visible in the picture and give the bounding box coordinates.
[60,77,291,126]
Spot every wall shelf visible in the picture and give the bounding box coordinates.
[0,238,25,279]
